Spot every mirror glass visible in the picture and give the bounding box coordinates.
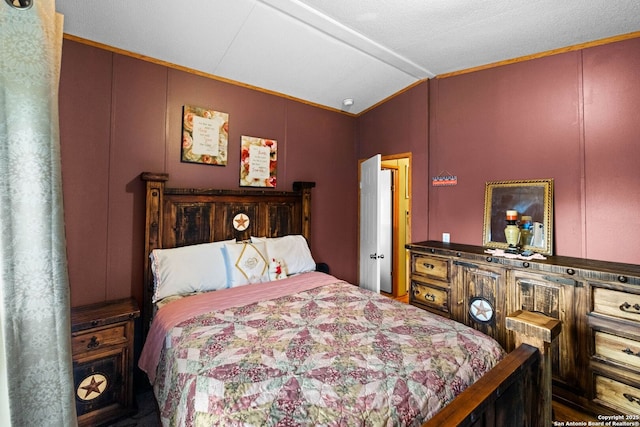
[482,179,554,255]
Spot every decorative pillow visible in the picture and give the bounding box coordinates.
[250,235,316,276]
[223,241,270,287]
[268,258,288,280]
[150,239,235,303]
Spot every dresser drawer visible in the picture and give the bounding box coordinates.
[595,331,640,370]
[593,288,640,322]
[411,254,449,281]
[411,281,449,313]
[594,375,640,415]
[72,324,128,355]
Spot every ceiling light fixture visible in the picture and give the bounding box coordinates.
[342,98,354,107]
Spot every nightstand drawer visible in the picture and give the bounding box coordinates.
[72,324,128,354]
[594,375,640,415]
[593,288,640,322]
[411,281,449,313]
[411,254,449,281]
[595,331,640,369]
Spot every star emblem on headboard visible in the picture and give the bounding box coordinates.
[233,213,250,231]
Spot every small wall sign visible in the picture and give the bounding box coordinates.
[432,172,457,186]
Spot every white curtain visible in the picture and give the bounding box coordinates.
[0,1,77,426]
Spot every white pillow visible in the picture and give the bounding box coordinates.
[150,240,234,302]
[223,241,270,287]
[250,235,316,276]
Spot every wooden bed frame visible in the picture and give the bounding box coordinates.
[141,172,558,427]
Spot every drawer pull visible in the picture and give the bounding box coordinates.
[87,336,100,349]
[620,302,640,313]
[618,275,628,283]
[413,287,436,302]
[421,262,435,270]
[622,347,640,358]
[624,393,640,406]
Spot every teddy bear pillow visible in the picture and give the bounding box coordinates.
[268,258,288,281]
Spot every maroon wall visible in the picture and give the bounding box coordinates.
[60,36,640,308]
[59,39,358,307]
[582,39,640,263]
[356,82,430,241]
[360,37,640,265]
[428,52,584,256]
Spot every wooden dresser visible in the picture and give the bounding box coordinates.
[406,241,640,416]
[71,298,140,426]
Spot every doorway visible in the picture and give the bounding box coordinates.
[358,153,411,298]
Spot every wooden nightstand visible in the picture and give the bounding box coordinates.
[71,298,140,427]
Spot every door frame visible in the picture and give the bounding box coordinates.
[357,152,412,297]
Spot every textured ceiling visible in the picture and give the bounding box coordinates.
[55,0,640,114]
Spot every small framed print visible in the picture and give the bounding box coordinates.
[240,136,277,187]
[181,105,228,166]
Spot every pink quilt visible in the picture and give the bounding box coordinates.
[140,272,505,426]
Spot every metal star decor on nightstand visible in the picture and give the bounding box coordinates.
[77,373,107,400]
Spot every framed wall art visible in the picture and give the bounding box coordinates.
[482,179,554,255]
[240,136,277,187]
[181,105,228,166]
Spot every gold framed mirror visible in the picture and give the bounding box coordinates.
[482,179,554,255]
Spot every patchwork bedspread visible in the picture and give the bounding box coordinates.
[144,273,505,426]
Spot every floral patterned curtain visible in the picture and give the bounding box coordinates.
[0,1,77,426]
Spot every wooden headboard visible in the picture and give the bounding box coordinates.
[140,172,315,335]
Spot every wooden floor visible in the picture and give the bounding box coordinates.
[388,292,598,424]
[553,401,597,422]
[391,293,409,303]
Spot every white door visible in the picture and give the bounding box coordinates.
[379,169,392,293]
[359,154,386,293]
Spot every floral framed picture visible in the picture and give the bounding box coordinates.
[181,105,228,166]
[240,136,277,187]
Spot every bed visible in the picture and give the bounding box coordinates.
[138,172,554,427]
